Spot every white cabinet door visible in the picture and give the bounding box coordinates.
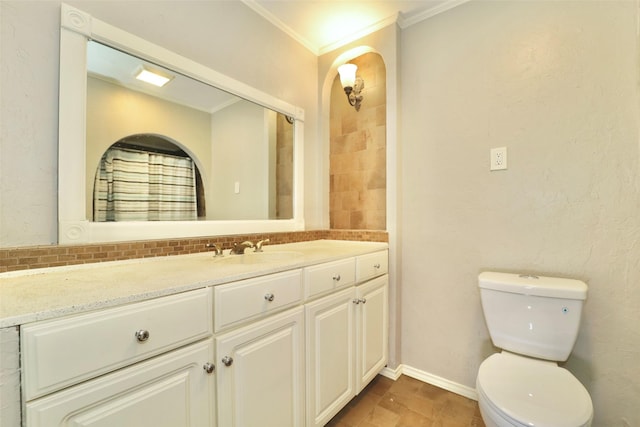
[216,306,305,427]
[305,287,357,427]
[25,340,216,427]
[355,274,389,393]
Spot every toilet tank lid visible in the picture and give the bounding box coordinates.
[479,272,587,300]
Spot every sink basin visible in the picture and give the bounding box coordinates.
[212,251,304,265]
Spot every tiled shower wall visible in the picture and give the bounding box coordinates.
[0,229,388,273]
[330,52,386,230]
[276,113,294,219]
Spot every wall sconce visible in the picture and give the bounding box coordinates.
[338,63,364,111]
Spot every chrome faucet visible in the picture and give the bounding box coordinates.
[254,239,270,252]
[231,241,254,254]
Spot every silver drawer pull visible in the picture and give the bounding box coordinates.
[374,263,381,269]
[222,356,234,367]
[264,293,275,302]
[135,329,150,342]
[333,274,341,281]
[203,362,215,374]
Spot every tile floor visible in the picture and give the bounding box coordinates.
[326,375,486,427]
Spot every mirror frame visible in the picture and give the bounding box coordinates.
[58,3,305,244]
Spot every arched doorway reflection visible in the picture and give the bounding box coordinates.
[93,134,205,221]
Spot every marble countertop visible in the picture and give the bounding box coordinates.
[0,240,388,328]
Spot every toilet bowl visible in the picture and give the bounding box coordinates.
[477,272,594,427]
[476,352,593,427]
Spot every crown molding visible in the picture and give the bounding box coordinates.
[399,0,472,29]
[317,13,399,56]
[241,0,319,55]
[242,0,472,56]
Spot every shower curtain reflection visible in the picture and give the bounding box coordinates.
[93,146,198,222]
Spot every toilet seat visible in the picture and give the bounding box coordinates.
[476,352,593,427]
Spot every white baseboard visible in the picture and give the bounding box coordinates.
[379,365,403,380]
[379,364,478,401]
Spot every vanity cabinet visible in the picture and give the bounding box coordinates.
[305,286,357,426]
[21,288,215,427]
[305,251,389,427]
[14,244,389,427]
[303,258,356,300]
[214,269,302,332]
[354,274,389,393]
[213,269,304,427]
[25,340,215,427]
[215,306,305,427]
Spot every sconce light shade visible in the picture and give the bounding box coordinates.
[337,63,364,112]
[338,63,357,89]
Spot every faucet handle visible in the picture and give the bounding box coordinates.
[255,239,270,252]
[205,243,223,256]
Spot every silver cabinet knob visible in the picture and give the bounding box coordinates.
[135,329,150,342]
[264,293,275,302]
[203,362,215,374]
[353,298,360,305]
[222,356,234,367]
[374,263,381,269]
[333,274,341,281]
[360,298,367,304]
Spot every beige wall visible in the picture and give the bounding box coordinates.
[399,1,640,425]
[210,100,270,220]
[330,52,387,230]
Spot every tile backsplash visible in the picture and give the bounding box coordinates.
[0,229,388,273]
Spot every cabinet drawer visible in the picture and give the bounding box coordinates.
[214,270,302,332]
[21,288,212,401]
[356,251,388,282]
[25,340,215,427]
[304,258,356,300]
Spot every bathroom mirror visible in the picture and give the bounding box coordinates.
[58,3,304,244]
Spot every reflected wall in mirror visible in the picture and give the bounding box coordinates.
[86,41,294,222]
[58,3,304,244]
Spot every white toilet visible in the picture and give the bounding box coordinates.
[476,272,594,427]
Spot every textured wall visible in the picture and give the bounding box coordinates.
[330,52,387,230]
[400,1,640,425]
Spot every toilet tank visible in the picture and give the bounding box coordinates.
[478,272,588,362]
